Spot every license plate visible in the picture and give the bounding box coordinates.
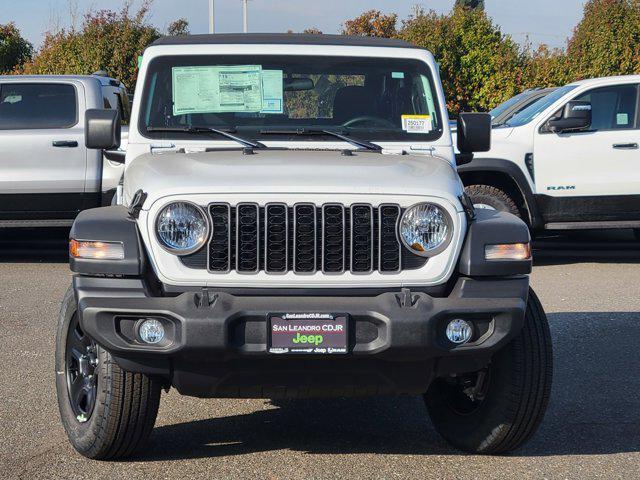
[268,313,348,354]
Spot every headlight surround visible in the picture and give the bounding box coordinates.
[399,203,452,257]
[155,202,210,255]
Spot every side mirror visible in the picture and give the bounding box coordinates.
[456,112,491,166]
[548,101,591,133]
[86,109,121,150]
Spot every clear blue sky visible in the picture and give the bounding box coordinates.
[8,0,586,50]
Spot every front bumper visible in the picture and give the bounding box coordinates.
[75,276,529,398]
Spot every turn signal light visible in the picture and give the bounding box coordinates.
[485,243,531,261]
[70,239,124,260]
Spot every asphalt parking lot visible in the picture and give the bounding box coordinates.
[1,229,639,479]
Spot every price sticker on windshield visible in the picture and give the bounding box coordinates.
[402,114,433,134]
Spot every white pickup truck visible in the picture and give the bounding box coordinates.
[458,75,640,238]
[0,74,128,227]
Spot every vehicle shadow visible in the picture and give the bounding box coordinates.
[143,311,640,461]
[0,227,69,263]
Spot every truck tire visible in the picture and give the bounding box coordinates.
[465,184,521,218]
[55,287,161,460]
[424,288,552,454]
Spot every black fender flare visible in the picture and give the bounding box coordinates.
[458,158,543,229]
[70,206,146,276]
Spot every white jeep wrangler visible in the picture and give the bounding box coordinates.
[56,34,552,459]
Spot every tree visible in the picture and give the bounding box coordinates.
[342,10,398,38]
[0,22,33,73]
[302,28,323,35]
[455,0,485,9]
[167,18,189,36]
[19,1,174,90]
[401,6,526,112]
[524,44,571,88]
[566,0,640,79]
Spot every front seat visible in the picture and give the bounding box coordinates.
[333,86,377,124]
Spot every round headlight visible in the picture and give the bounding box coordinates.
[156,202,209,255]
[399,203,452,257]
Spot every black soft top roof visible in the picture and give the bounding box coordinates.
[150,33,420,49]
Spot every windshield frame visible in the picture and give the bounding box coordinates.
[505,85,578,128]
[137,54,444,144]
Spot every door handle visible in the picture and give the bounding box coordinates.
[612,143,639,150]
[52,140,79,148]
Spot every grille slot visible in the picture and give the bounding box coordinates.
[185,202,427,274]
[265,203,288,273]
[379,204,402,273]
[322,204,346,273]
[350,204,374,273]
[208,203,231,272]
[236,203,259,273]
[293,203,317,273]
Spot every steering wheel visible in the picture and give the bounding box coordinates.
[342,116,396,128]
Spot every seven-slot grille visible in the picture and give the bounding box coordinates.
[180,203,423,274]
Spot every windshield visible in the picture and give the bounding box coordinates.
[139,55,443,142]
[489,91,531,120]
[505,85,577,127]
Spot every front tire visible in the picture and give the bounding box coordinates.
[465,184,521,218]
[425,288,552,454]
[55,287,162,460]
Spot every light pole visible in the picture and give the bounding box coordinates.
[209,0,215,33]
[242,0,248,33]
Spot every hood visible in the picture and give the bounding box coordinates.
[490,125,515,140]
[451,125,514,153]
[124,149,463,207]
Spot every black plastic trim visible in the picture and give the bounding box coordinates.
[74,275,529,398]
[458,157,543,229]
[69,206,146,276]
[151,33,420,49]
[536,193,640,223]
[458,209,532,276]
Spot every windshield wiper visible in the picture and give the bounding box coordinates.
[147,126,266,149]
[259,128,382,152]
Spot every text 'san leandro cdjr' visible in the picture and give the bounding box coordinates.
[56,34,553,459]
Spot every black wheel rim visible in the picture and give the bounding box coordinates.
[439,367,492,416]
[65,314,98,423]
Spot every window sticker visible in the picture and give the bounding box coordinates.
[617,113,629,125]
[261,70,284,114]
[392,72,405,79]
[402,114,433,134]
[172,65,263,115]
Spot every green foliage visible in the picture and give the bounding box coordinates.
[342,10,398,38]
[524,45,571,88]
[0,22,33,73]
[567,0,640,79]
[455,0,485,9]
[20,1,162,90]
[338,0,640,113]
[401,6,526,112]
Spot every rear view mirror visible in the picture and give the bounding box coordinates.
[548,101,591,133]
[456,113,491,165]
[86,109,121,150]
